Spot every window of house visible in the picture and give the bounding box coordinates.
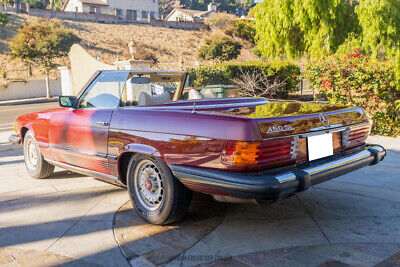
[89,6,96,13]
[126,9,137,21]
[142,11,148,20]
[150,12,156,19]
[115,8,123,19]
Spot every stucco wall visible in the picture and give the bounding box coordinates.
[104,0,159,20]
[0,78,61,101]
[63,0,83,12]
[166,10,194,22]
[28,8,118,23]
[69,44,115,96]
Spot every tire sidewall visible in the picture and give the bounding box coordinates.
[127,154,176,225]
[23,132,42,178]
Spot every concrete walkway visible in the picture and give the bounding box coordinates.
[168,135,400,266]
[0,131,130,266]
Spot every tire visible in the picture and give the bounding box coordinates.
[127,154,193,225]
[23,131,55,179]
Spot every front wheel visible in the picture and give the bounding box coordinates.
[23,131,55,179]
[127,154,192,225]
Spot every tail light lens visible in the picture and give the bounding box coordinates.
[222,141,260,167]
[222,137,298,169]
[342,123,371,149]
[258,137,298,169]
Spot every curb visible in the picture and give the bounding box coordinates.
[0,97,58,107]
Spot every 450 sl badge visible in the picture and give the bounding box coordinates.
[266,125,296,134]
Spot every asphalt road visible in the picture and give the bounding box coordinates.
[0,102,59,132]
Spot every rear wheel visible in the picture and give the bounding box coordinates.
[23,131,55,179]
[127,154,192,225]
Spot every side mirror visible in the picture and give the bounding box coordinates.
[59,96,77,108]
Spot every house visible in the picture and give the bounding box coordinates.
[165,3,217,22]
[61,0,159,22]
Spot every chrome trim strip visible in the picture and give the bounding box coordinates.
[275,172,297,183]
[123,100,267,111]
[309,124,343,132]
[50,144,108,158]
[36,142,49,148]
[46,159,120,182]
[304,150,372,176]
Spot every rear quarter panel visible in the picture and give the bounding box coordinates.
[107,109,262,176]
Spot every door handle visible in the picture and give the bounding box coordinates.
[96,121,109,127]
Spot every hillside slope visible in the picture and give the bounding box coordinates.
[0,13,258,83]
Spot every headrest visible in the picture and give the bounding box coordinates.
[202,89,217,99]
[188,89,203,100]
[138,91,171,106]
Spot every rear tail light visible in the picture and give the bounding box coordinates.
[258,137,298,169]
[222,141,260,167]
[222,137,298,169]
[342,123,371,149]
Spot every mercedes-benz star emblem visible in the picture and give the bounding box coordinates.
[319,113,330,127]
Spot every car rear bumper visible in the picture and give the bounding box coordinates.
[9,134,21,145]
[171,145,386,200]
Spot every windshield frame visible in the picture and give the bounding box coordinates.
[76,70,188,107]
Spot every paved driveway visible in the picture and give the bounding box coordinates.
[0,130,399,266]
[0,131,130,266]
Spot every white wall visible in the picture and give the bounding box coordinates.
[104,0,159,20]
[63,0,83,12]
[167,10,194,22]
[0,78,62,101]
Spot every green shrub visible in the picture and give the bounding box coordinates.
[0,12,8,27]
[225,20,256,43]
[189,61,301,98]
[198,35,243,62]
[305,49,400,136]
[204,13,236,31]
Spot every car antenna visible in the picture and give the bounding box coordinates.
[192,101,197,114]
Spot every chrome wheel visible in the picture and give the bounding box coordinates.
[26,139,38,170]
[134,159,164,211]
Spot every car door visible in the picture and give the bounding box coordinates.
[49,71,130,174]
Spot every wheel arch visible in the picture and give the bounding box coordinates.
[20,125,34,142]
[117,144,164,185]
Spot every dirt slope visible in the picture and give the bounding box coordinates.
[0,13,258,83]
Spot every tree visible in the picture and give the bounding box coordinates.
[356,0,400,58]
[204,12,236,30]
[158,0,175,18]
[254,0,358,59]
[10,19,80,98]
[0,0,13,6]
[0,12,8,38]
[199,35,242,62]
[180,0,254,14]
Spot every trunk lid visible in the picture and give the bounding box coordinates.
[203,101,368,139]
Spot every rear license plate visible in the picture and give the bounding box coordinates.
[307,133,333,161]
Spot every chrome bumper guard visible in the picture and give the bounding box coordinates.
[172,145,386,200]
[275,145,386,191]
[8,134,21,145]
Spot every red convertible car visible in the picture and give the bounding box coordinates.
[10,70,386,225]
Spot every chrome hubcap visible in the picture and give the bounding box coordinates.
[134,160,164,210]
[26,140,38,169]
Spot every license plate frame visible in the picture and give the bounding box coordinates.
[307,133,334,161]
